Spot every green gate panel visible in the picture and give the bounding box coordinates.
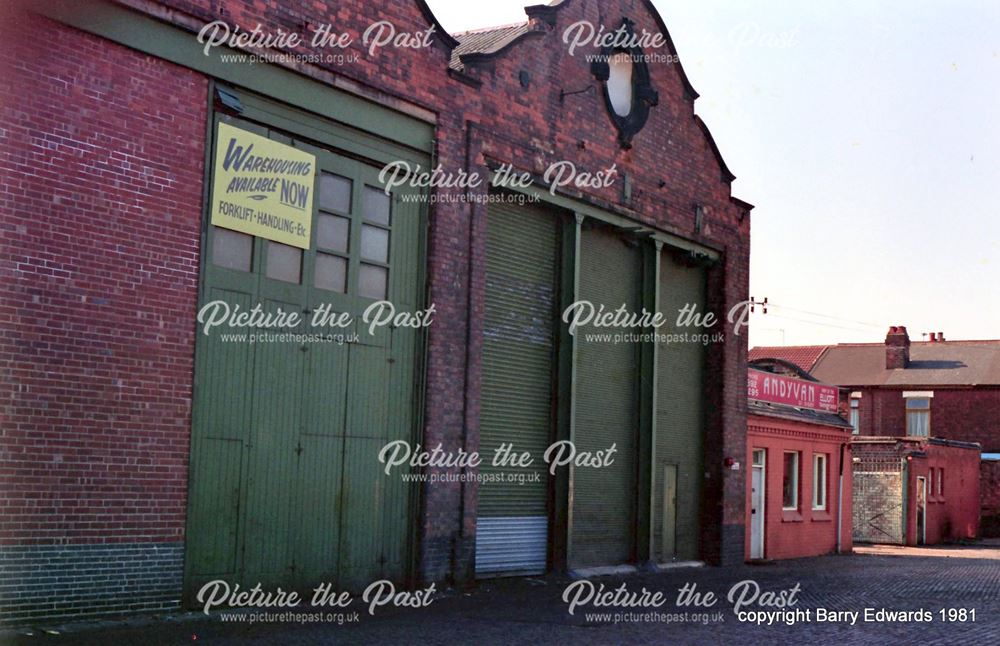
[338,436,387,589]
[243,296,305,587]
[185,437,243,577]
[291,434,344,584]
[476,199,559,576]
[571,227,641,568]
[654,252,707,562]
[187,286,254,583]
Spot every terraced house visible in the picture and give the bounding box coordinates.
[0,0,751,622]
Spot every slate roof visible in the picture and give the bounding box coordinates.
[747,345,828,372]
[748,399,853,430]
[449,23,533,72]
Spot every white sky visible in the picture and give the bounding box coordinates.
[427,0,1000,347]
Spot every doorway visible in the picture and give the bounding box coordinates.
[750,449,766,559]
[916,476,927,545]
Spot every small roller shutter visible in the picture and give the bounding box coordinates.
[476,199,559,576]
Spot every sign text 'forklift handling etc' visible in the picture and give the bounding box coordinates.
[210,122,315,249]
[747,369,838,413]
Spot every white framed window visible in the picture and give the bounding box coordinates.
[812,454,828,510]
[905,397,931,437]
[849,395,861,435]
[938,467,944,496]
[928,469,934,498]
[782,451,800,510]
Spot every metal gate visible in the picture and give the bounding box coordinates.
[476,199,559,576]
[185,106,424,599]
[570,226,642,568]
[853,470,905,544]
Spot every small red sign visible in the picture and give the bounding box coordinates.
[747,369,838,413]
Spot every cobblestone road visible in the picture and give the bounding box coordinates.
[5,544,1000,645]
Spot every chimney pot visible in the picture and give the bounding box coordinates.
[938,332,945,342]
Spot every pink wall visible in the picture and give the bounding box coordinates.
[746,414,853,560]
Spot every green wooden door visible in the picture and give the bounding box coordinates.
[476,200,560,576]
[185,113,423,600]
[654,251,707,562]
[571,226,642,568]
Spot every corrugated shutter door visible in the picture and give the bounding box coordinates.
[654,252,707,562]
[571,227,641,568]
[476,200,558,576]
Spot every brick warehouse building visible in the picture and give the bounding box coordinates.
[0,0,751,622]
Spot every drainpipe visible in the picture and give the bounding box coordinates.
[837,442,845,553]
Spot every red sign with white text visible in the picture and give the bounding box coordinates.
[747,369,839,413]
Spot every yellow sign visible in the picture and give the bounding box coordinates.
[210,122,315,249]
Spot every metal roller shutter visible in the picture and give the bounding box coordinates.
[654,251,707,562]
[476,199,559,576]
[571,226,641,568]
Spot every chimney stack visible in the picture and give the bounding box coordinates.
[885,325,910,369]
[937,331,945,342]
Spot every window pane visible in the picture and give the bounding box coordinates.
[607,51,634,117]
[358,263,388,300]
[907,411,929,437]
[212,226,252,271]
[318,214,350,253]
[363,186,391,225]
[813,455,826,509]
[782,453,798,509]
[266,241,301,284]
[314,252,347,293]
[320,173,352,213]
[361,225,389,263]
[906,398,930,409]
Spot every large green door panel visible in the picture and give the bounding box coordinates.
[654,251,707,562]
[476,199,560,576]
[290,433,344,585]
[571,227,642,568]
[187,286,254,581]
[185,105,425,602]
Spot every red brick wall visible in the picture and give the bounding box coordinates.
[0,10,206,546]
[852,387,1000,452]
[746,414,852,560]
[0,7,207,620]
[906,442,980,544]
